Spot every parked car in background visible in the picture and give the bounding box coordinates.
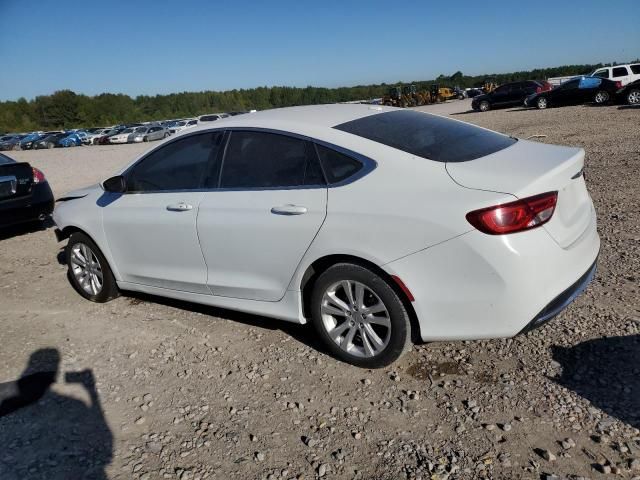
[525,76,621,109]
[168,119,198,134]
[0,135,26,151]
[617,78,640,105]
[198,113,229,122]
[0,152,54,228]
[34,132,67,149]
[109,128,136,144]
[590,63,640,86]
[472,81,552,111]
[94,129,122,145]
[53,105,599,368]
[19,133,45,150]
[129,126,168,143]
[86,128,110,144]
[59,132,85,147]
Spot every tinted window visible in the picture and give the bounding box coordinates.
[612,66,629,77]
[334,110,516,163]
[127,132,222,192]
[315,145,363,184]
[593,69,609,78]
[631,65,640,74]
[220,131,324,188]
[0,153,14,165]
[559,79,580,89]
[494,85,510,94]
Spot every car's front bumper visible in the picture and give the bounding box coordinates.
[384,207,600,341]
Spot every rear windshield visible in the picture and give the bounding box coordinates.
[334,110,516,162]
[0,153,14,165]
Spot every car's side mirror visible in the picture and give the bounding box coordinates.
[103,175,127,193]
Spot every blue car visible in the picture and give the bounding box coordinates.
[59,132,84,147]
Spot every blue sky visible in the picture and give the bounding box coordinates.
[1,0,638,101]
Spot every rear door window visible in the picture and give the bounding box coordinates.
[334,110,516,163]
[631,64,640,74]
[220,131,324,189]
[315,145,363,184]
[612,66,629,78]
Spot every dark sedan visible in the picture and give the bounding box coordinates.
[525,76,621,109]
[471,80,551,112]
[0,135,26,151]
[617,78,640,105]
[33,133,68,149]
[0,152,54,228]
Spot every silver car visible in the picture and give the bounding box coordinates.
[128,126,168,143]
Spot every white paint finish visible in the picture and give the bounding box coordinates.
[53,104,601,343]
[197,188,327,301]
[101,191,209,294]
[446,140,593,248]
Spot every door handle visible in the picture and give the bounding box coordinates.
[166,202,193,212]
[270,204,308,215]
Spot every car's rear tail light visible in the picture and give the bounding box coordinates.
[536,86,542,93]
[615,81,622,89]
[466,192,558,235]
[32,167,46,184]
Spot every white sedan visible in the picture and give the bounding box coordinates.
[53,105,599,368]
[108,128,135,144]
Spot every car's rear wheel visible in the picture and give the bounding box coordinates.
[594,90,609,104]
[479,100,490,112]
[627,89,640,105]
[47,142,54,149]
[536,96,548,109]
[310,263,411,368]
[66,232,119,303]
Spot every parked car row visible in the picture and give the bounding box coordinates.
[0,111,252,151]
[472,63,640,112]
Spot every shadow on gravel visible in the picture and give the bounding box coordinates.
[126,291,331,356]
[0,217,54,241]
[618,105,640,110]
[0,348,112,480]
[450,110,478,115]
[551,335,639,429]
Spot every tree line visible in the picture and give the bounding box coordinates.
[0,62,626,133]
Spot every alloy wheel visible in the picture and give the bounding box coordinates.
[70,243,104,295]
[320,280,391,358]
[595,91,609,103]
[628,90,640,105]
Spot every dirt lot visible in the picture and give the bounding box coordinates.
[1,102,639,480]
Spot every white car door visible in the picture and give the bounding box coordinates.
[102,131,224,294]
[197,130,327,301]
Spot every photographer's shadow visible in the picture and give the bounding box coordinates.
[551,334,639,429]
[0,348,113,480]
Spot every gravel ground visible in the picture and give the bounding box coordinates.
[0,101,638,480]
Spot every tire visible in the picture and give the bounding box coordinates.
[536,96,548,109]
[310,263,411,368]
[594,90,609,104]
[626,89,640,105]
[143,136,148,142]
[66,232,119,303]
[479,100,490,112]
[47,143,54,149]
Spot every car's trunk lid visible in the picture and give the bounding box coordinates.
[446,139,593,248]
[0,162,33,201]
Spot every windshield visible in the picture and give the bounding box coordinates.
[0,153,14,164]
[334,110,517,163]
[174,121,186,127]
[134,127,148,133]
[122,128,134,134]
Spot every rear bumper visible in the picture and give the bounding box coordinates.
[384,206,600,341]
[0,182,55,227]
[518,258,597,334]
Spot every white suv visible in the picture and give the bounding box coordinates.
[590,64,640,86]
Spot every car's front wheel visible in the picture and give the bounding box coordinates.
[594,90,610,104]
[536,96,548,109]
[626,88,640,105]
[479,100,490,112]
[66,232,119,303]
[310,263,411,368]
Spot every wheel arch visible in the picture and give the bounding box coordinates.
[299,254,422,344]
[56,224,121,281]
